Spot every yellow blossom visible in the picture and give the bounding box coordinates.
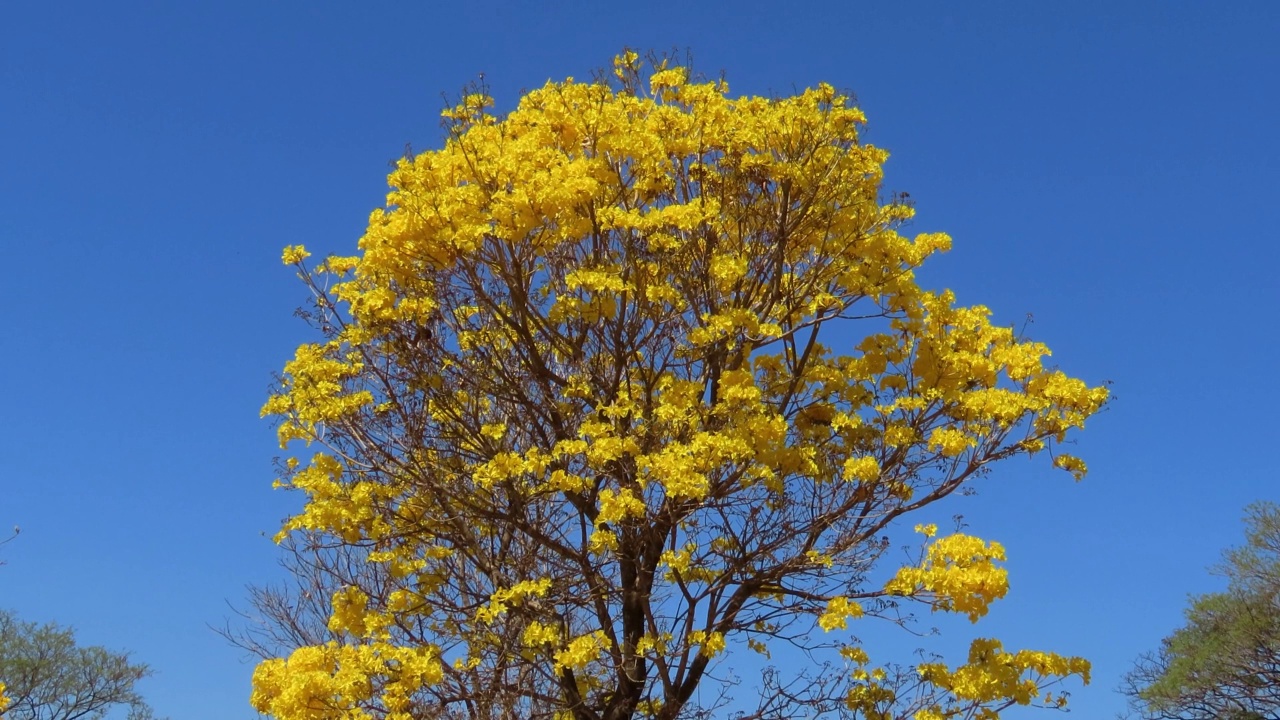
[281,244,311,264]
[886,533,1009,622]
[818,596,865,631]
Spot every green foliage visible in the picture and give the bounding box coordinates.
[0,610,158,720]
[1124,502,1280,719]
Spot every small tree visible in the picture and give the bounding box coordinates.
[1123,502,1280,720]
[252,52,1108,719]
[0,610,157,720]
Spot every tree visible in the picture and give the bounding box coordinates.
[0,529,16,717]
[251,52,1108,720]
[1123,503,1280,720]
[0,610,157,720]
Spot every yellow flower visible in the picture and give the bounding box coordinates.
[554,631,612,671]
[281,244,310,264]
[886,534,1009,622]
[817,596,864,631]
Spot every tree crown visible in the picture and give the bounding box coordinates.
[1125,502,1280,720]
[253,52,1107,720]
[0,610,156,720]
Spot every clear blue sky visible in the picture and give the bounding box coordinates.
[1,3,1276,719]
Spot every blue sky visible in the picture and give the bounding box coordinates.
[1,2,1276,718]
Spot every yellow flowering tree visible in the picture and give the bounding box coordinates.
[254,52,1108,720]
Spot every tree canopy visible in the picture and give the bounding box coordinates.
[252,52,1108,720]
[0,610,156,720]
[1123,502,1280,720]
